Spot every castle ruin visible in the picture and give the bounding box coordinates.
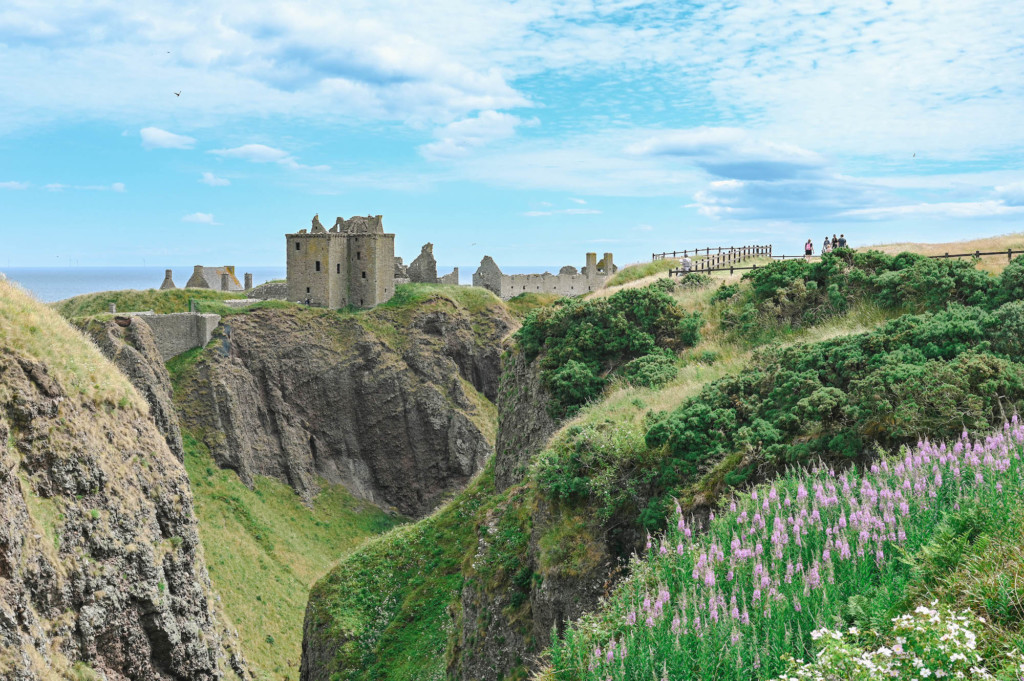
[473,252,615,299]
[286,214,396,308]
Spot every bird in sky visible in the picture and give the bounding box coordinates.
[913,152,916,157]
[174,91,181,97]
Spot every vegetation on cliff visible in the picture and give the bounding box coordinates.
[55,286,246,317]
[548,423,1024,680]
[183,431,402,681]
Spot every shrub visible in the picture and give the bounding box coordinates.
[677,273,712,289]
[620,354,678,389]
[516,284,700,418]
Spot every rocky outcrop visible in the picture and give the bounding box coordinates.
[175,294,513,518]
[0,348,236,680]
[494,347,559,491]
[80,317,184,460]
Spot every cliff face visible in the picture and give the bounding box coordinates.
[81,317,185,460]
[448,347,618,681]
[0,348,231,679]
[175,294,513,518]
[493,347,559,491]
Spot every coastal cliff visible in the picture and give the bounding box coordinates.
[172,288,513,518]
[0,280,239,680]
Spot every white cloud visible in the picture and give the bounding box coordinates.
[44,182,125,192]
[0,181,28,189]
[140,126,195,150]
[524,208,601,217]
[996,181,1024,207]
[210,144,329,171]
[420,110,535,159]
[200,171,230,186]
[569,197,587,204]
[182,212,220,224]
[841,200,1024,220]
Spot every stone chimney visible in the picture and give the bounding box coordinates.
[602,253,614,273]
[244,273,253,290]
[221,273,230,291]
[159,269,176,290]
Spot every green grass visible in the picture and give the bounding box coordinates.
[183,432,404,681]
[0,278,142,408]
[506,292,563,319]
[305,464,498,681]
[55,287,246,317]
[605,259,678,287]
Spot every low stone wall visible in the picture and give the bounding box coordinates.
[499,271,608,298]
[134,313,221,361]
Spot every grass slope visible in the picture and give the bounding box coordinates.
[867,232,1024,274]
[0,277,141,408]
[184,432,403,681]
[306,464,498,681]
[55,287,246,317]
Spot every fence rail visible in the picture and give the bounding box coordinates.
[665,247,1024,278]
[654,245,771,275]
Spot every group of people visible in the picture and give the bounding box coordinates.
[805,234,848,259]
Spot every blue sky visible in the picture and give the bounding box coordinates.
[2,0,1024,268]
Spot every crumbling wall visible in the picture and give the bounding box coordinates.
[473,253,614,300]
[407,243,438,283]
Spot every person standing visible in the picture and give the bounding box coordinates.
[831,234,839,250]
[823,236,832,254]
[681,255,693,273]
[804,239,814,261]
[838,234,848,249]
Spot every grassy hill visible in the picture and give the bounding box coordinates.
[303,244,1024,681]
[55,287,246,317]
[867,232,1024,274]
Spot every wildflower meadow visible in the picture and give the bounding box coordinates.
[549,419,1024,680]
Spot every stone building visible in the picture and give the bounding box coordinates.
[473,252,615,300]
[286,214,396,308]
[183,265,245,291]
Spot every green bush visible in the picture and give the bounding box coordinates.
[620,353,678,389]
[516,284,701,418]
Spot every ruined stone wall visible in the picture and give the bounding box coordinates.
[135,312,221,361]
[473,254,614,300]
[328,235,349,308]
[439,267,460,286]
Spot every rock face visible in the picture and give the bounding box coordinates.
[450,343,621,681]
[0,348,232,680]
[175,295,513,518]
[81,317,185,460]
[494,347,560,491]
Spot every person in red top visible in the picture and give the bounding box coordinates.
[805,238,814,261]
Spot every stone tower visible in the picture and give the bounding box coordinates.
[286,214,396,309]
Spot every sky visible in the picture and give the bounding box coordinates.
[1,0,1023,268]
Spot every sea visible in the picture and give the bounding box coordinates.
[0,265,562,303]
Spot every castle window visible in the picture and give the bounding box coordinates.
[296,242,301,250]
[361,271,366,279]
[315,261,321,272]
[306,287,310,293]
[360,299,364,306]
[357,251,361,260]
[337,264,341,274]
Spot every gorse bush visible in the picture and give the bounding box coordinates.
[641,304,1024,515]
[516,285,701,418]
[718,249,1019,342]
[549,421,1024,680]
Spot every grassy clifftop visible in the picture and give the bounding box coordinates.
[55,287,247,317]
[0,277,142,408]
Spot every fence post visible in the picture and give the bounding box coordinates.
[976,250,981,259]
[1010,248,1014,262]
[945,252,949,259]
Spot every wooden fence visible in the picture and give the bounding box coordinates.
[665,247,1024,278]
